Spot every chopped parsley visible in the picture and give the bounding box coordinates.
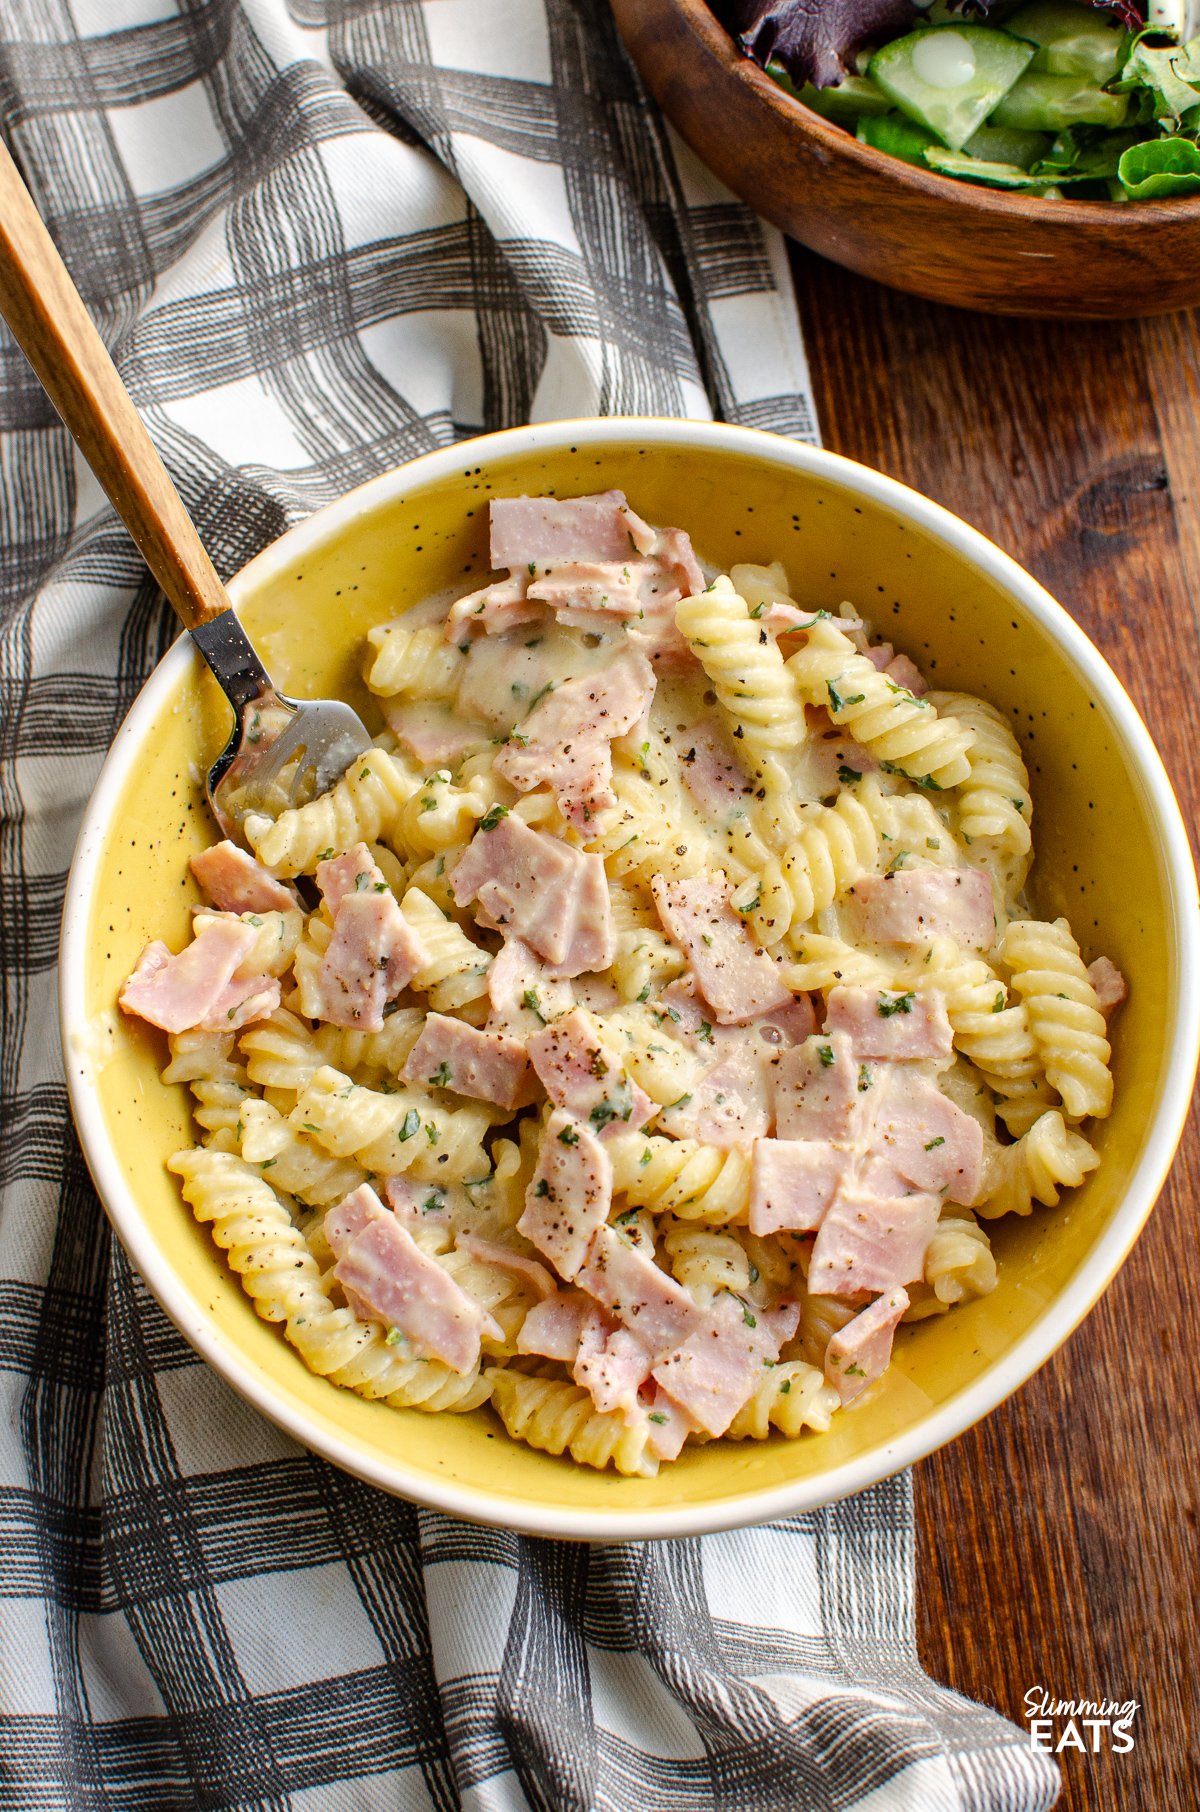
[397,1109,421,1142]
[992,990,1006,1013]
[636,983,652,1003]
[639,1147,653,1168]
[591,1081,633,1129]
[877,990,915,1017]
[428,1062,452,1089]
[817,1043,835,1068]
[924,1136,946,1152]
[558,1124,580,1146]
[857,1063,873,1092]
[845,1362,867,1378]
[837,764,862,785]
[425,1123,439,1145]
[698,1020,714,1045]
[667,1093,693,1110]
[534,1177,550,1198]
[778,1378,791,1395]
[522,988,547,1024]
[648,1411,668,1425]
[479,802,509,832]
[742,1305,757,1328]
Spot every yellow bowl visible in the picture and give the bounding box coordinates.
[61,420,1200,1539]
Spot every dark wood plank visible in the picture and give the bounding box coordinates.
[791,243,1200,1812]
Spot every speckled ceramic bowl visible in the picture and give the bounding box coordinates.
[60,419,1199,1539]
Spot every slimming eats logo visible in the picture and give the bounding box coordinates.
[1023,1687,1139,1754]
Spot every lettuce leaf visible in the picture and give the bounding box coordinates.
[1117,133,1200,191]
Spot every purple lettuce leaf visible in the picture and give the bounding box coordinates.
[713,1,1147,90]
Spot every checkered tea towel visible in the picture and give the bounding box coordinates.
[0,2,1060,1807]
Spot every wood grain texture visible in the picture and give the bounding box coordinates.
[791,241,1200,1811]
[611,0,1200,320]
[0,139,231,631]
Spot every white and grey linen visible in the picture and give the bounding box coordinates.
[0,1,1058,1806]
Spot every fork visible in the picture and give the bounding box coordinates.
[0,140,371,837]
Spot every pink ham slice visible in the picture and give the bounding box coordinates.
[572,1310,652,1417]
[494,652,656,829]
[381,700,489,767]
[749,1138,848,1235]
[325,1182,391,1257]
[517,1289,593,1359]
[490,491,648,570]
[652,875,792,1025]
[824,1288,910,1405]
[1087,955,1127,1017]
[455,1235,558,1300]
[526,1010,654,1136]
[313,893,425,1032]
[333,1213,497,1372]
[653,525,705,599]
[527,559,678,628]
[200,973,281,1032]
[316,843,383,911]
[190,841,297,914]
[660,1046,770,1148]
[445,572,544,641]
[485,937,574,1035]
[772,1032,861,1143]
[808,1184,940,1298]
[844,868,994,952]
[824,986,953,1062]
[402,1012,536,1110]
[643,1387,701,1462]
[119,918,258,1034]
[518,1109,613,1280]
[861,645,927,698]
[649,1294,798,1438]
[451,813,614,978]
[866,1069,983,1205]
[677,722,747,820]
[576,1225,706,1356]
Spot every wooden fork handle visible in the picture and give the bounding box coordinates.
[0,138,231,631]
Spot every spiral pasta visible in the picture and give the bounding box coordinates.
[247,747,419,876]
[732,790,880,946]
[918,939,1056,1137]
[486,1368,656,1477]
[676,575,806,760]
[786,618,974,789]
[725,1362,840,1439]
[926,691,1031,870]
[399,888,492,1011]
[976,1110,1100,1219]
[662,1225,752,1303]
[1002,918,1113,1121]
[607,1132,752,1224]
[365,620,464,701]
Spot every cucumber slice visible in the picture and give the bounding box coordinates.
[1004,1,1126,86]
[990,72,1131,132]
[963,122,1053,168]
[923,146,1062,189]
[857,112,942,166]
[868,27,1037,152]
[794,74,894,121]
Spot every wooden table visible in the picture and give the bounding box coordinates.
[790,247,1200,1812]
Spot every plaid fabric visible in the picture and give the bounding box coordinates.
[0,2,1061,1807]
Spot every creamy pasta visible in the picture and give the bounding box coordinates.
[119,489,1124,1476]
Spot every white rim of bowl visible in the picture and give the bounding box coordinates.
[60,417,1200,1541]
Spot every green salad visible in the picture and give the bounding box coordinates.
[722,1,1200,200]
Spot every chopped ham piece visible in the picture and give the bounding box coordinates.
[402,1012,535,1110]
[527,559,678,628]
[526,1010,654,1135]
[803,725,881,794]
[866,1069,983,1205]
[772,1032,861,1143]
[200,973,281,1032]
[490,491,647,570]
[573,1309,652,1417]
[1087,955,1127,1017]
[824,1288,910,1405]
[749,1139,848,1235]
[190,840,296,914]
[382,1177,429,1223]
[451,813,614,977]
[445,572,544,641]
[486,937,574,1035]
[316,843,382,911]
[381,700,489,766]
[518,1110,613,1280]
[333,1214,497,1372]
[677,723,747,820]
[844,868,994,951]
[808,1185,940,1298]
[119,918,258,1034]
[495,652,656,829]
[325,1182,391,1258]
[313,893,425,1032]
[649,1294,791,1438]
[825,986,953,1062]
[517,1289,593,1359]
[884,652,927,697]
[642,1387,701,1462]
[455,1235,557,1300]
[652,875,792,1025]
[576,1226,706,1356]
[659,1046,770,1148]
[653,525,705,598]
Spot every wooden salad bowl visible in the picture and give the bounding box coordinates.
[610,0,1200,318]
